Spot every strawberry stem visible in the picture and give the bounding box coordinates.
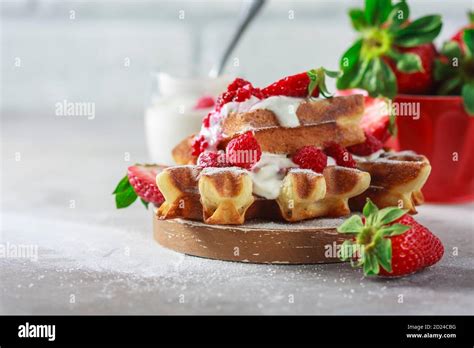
[337,199,409,276]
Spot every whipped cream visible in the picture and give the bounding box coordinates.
[220,96,260,117]
[249,96,303,128]
[197,95,306,150]
[250,153,296,199]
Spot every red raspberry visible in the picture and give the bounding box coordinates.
[234,87,251,102]
[323,142,357,168]
[216,91,235,109]
[216,78,264,109]
[191,135,208,156]
[292,146,327,173]
[227,78,251,92]
[262,72,320,98]
[197,151,228,168]
[202,112,212,128]
[194,96,215,110]
[225,131,262,170]
[347,132,383,156]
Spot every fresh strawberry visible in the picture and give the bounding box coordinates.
[194,96,215,110]
[380,214,444,275]
[338,200,444,277]
[347,132,384,156]
[385,44,437,95]
[262,68,338,98]
[225,131,262,170]
[197,151,228,168]
[292,146,327,173]
[337,0,442,98]
[434,27,474,115]
[323,142,357,168]
[113,164,165,209]
[262,72,319,98]
[451,11,474,52]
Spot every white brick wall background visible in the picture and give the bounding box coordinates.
[1,0,471,119]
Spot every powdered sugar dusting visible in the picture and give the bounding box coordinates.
[200,166,248,176]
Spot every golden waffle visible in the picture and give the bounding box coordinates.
[198,167,255,224]
[172,95,365,165]
[156,165,371,225]
[277,167,370,221]
[349,151,431,213]
[156,165,202,220]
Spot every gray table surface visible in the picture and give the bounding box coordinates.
[1,118,473,315]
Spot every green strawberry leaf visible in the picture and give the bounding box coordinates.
[393,15,442,47]
[379,59,398,99]
[379,223,410,236]
[115,185,138,209]
[323,68,341,79]
[375,237,392,272]
[349,8,368,31]
[307,67,340,98]
[340,39,362,72]
[364,0,391,26]
[364,252,380,276]
[337,200,414,276]
[363,198,378,222]
[437,76,463,96]
[377,206,408,225]
[440,41,462,59]
[337,40,363,90]
[337,66,359,90]
[113,174,130,194]
[113,173,138,209]
[140,198,150,209]
[462,83,474,116]
[337,215,364,233]
[307,69,319,96]
[387,0,409,29]
[463,29,474,57]
[388,50,423,73]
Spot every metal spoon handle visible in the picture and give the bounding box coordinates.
[209,0,265,78]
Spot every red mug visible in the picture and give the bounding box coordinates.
[394,95,474,203]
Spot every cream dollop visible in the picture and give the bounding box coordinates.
[250,153,296,199]
[249,96,303,128]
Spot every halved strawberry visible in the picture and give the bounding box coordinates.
[113,164,165,209]
[336,89,391,143]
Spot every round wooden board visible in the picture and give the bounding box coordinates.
[153,215,352,264]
